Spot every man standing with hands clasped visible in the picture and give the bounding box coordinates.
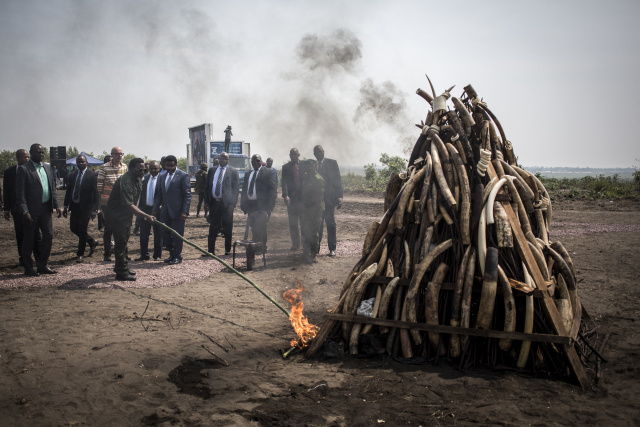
[152,155,191,265]
[136,160,163,261]
[63,155,99,263]
[240,154,277,250]
[205,152,239,256]
[16,144,62,276]
[314,145,343,257]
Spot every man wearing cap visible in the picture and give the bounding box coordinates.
[105,158,155,281]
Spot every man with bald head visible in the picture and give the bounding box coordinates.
[97,146,128,261]
[3,148,41,267]
[63,155,99,263]
[281,148,303,250]
[16,144,62,276]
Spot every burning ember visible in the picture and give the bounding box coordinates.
[283,285,318,348]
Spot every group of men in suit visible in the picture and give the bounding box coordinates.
[3,143,342,276]
[203,151,278,256]
[281,145,343,261]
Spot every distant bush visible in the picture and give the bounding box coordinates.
[539,174,640,200]
[343,153,407,192]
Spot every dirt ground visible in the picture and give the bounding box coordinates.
[1,190,639,426]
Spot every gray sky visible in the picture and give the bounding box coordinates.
[1,0,639,169]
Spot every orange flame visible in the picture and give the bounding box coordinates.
[283,285,318,348]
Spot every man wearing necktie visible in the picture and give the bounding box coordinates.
[205,152,239,255]
[136,160,163,261]
[281,148,303,250]
[152,155,191,265]
[240,154,277,251]
[63,155,99,263]
[16,144,62,276]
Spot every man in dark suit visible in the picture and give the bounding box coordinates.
[314,145,343,257]
[240,154,277,249]
[205,152,239,255]
[3,148,41,266]
[152,155,191,265]
[16,143,62,276]
[136,160,163,261]
[281,148,303,250]
[63,155,99,263]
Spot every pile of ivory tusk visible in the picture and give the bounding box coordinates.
[308,78,592,383]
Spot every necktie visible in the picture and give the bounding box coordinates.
[215,167,224,197]
[249,169,257,197]
[73,171,83,203]
[166,173,173,189]
[147,176,155,206]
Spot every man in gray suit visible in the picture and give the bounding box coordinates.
[152,155,191,265]
[205,152,239,255]
[16,143,62,276]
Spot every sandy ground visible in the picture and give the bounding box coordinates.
[1,191,639,426]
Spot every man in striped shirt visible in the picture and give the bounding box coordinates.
[97,147,128,261]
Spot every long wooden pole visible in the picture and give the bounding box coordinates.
[153,219,291,317]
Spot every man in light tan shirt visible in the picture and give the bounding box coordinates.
[97,146,128,261]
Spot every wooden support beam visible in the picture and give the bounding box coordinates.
[324,313,573,345]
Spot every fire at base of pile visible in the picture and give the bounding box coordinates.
[306,80,605,390]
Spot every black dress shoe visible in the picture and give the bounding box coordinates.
[135,256,150,261]
[164,256,174,263]
[224,251,231,256]
[128,270,136,275]
[88,240,97,257]
[168,258,182,265]
[24,269,39,277]
[37,266,58,274]
[153,256,162,261]
[103,256,112,262]
[116,273,136,281]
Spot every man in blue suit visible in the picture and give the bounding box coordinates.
[152,155,191,265]
[205,152,239,255]
[16,144,62,276]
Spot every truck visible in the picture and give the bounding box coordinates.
[186,123,251,188]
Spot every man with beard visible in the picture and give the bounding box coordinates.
[152,155,191,265]
[16,144,62,276]
[105,158,155,281]
[63,155,99,263]
[3,149,41,267]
